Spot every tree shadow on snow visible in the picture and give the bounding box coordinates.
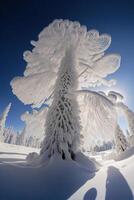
[105,166,133,200]
[84,187,97,200]
[0,153,97,200]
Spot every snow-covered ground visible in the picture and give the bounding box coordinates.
[0,143,134,200]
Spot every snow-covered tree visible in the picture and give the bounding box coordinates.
[106,91,134,148]
[16,127,26,146]
[77,90,118,149]
[11,20,120,161]
[0,103,11,142]
[79,90,132,153]
[115,125,128,152]
[117,103,134,136]
[4,126,17,144]
[21,106,48,148]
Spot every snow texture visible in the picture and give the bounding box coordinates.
[0,143,134,200]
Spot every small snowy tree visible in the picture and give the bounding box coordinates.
[11,20,120,162]
[0,103,11,142]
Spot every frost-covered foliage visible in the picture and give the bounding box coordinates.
[98,90,133,152]
[78,90,133,153]
[77,90,117,148]
[117,103,134,136]
[10,19,121,161]
[0,103,11,142]
[11,20,120,108]
[21,107,48,148]
[107,93,134,148]
[115,125,128,153]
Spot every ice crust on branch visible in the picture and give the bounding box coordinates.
[11,19,120,108]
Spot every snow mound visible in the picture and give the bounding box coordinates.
[26,152,39,163]
[0,144,98,200]
[75,152,101,172]
[0,143,134,200]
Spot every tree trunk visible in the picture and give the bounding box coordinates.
[40,47,81,160]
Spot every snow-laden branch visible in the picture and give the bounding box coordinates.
[77,90,117,147]
[116,102,134,136]
[11,20,121,108]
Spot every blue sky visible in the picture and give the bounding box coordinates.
[0,0,134,131]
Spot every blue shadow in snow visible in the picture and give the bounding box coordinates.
[0,153,97,200]
[84,187,97,200]
[105,166,133,200]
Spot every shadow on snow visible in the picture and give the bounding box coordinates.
[105,166,133,200]
[84,187,97,200]
[0,153,97,200]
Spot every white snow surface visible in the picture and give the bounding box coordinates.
[0,142,134,200]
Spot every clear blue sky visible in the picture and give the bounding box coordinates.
[0,0,134,131]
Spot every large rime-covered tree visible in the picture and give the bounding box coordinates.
[0,103,11,142]
[11,20,120,161]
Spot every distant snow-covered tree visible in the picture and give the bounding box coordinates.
[4,126,17,144]
[0,103,11,142]
[21,107,48,148]
[11,20,120,162]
